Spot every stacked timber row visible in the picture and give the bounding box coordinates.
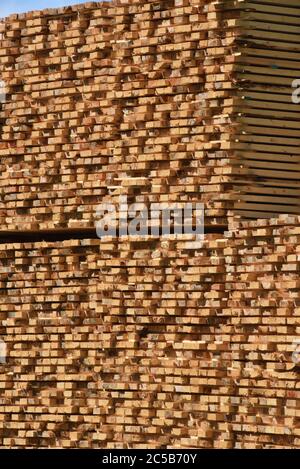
[1,1,300,230]
[0,215,299,448]
[1,0,299,229]
[0,0,248,232]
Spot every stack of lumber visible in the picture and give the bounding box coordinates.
[0,0,247,232]
[0,215,299,448]
[0,0,300,451]
[1,0,300,229]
